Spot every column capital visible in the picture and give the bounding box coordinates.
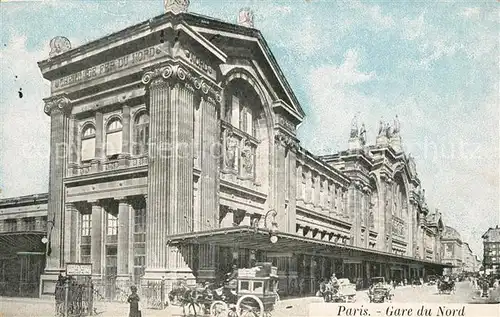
[274,130,300,152]
[87,200,100,206]
[141,63,222,103]
[43,94,72,116]
[115,196,129,203]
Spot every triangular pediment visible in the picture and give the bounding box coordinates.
[183,13,305,123]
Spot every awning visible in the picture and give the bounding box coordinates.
[166,226,453,268]
[0,231,46,256]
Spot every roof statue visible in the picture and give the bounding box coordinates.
[49,36,72,58]
[393,115,401,134]
[350,114,359,138]
[384,121,392,138]
[164,0,190,14]
[238,8,255,28]
[408,153,417,177]
[378,119,384,136]
[359,123,366,146]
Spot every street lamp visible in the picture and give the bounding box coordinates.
[264,209,279,244]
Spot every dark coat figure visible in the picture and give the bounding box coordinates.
[127,286,141,317]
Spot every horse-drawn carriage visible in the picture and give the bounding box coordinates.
[368,277,393,303]
[437,278,456,294]
[318,278,356,303]
[168,263,279,317]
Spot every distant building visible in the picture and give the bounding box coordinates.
[462,242,477,273]
[441,226,463,274]
[482,225,500,275]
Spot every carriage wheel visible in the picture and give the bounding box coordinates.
[210,301,230,317]
[237,295,264,317]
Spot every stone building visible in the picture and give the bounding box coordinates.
[2,2,456,299]
[0,194,48,297]
[441,226,464,274]
[462,242,477,273]
[321,117,445,284]
[482,225,500,275]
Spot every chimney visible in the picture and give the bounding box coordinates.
[238,8,255,28]
[164,0,189,14]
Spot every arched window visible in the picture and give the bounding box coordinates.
[134,112,149,155]
[81,124,96,162]
[106,118,123,158]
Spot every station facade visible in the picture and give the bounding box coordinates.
[1,2,462,299]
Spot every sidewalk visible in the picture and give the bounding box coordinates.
[0,295,324,317]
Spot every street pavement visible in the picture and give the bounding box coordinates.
[0,282,498,317]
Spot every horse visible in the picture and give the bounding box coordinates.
[318,280,338,302]
[169,281,220,317]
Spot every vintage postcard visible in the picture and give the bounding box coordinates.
[0,1,498,317]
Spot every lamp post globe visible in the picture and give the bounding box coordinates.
[41,237,48,244]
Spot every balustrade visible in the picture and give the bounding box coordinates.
[69,156,149,176]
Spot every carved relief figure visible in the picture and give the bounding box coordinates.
[241,141,254,175]
[225,132,238,170]
[368,211,374,229]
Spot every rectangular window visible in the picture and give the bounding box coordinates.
[81,214,91,236]
[106,131,122,157]
[81,245,91,263]
[107,213,118,236]
[6,219,16,232]
[24,217,36,231]
[81,138,95,162]
[231,95,240,128]
[246,107,253,135]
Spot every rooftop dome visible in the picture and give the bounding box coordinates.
[442,226,461,241]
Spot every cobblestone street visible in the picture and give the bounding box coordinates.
[1,282,498,317]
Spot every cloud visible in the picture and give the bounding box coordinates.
[299,49,379,153]
[349,1,395,30]
[401,13,426,41]
[0,35,51,198]
[459,7,481,19]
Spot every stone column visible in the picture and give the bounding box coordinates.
[119,105,131,166]
[63,203,77,263]
[384,179,393,253]
[92,111,104,172]
[141,64,216,286]
[117,198,130,282]
[40,95,71,296]
[197,95,220,280]
[15,218,23,232]
[90,201,103,278]
[275,130,298,233]
[348,182,362,246]
[68,115,78,176]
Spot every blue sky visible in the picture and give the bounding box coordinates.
[0,0,498,257]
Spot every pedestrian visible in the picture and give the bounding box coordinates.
[127,286,141,317]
